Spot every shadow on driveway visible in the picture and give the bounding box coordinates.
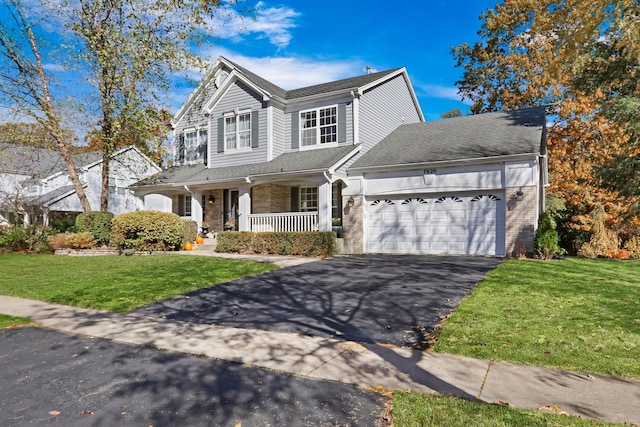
[0,327,387,427]
[134,255,502,347]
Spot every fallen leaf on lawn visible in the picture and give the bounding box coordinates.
[539,405,561,412]
[493,400,509,406]
[80,410,93,416]
[48,410,61,416]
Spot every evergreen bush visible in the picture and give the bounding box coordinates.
[76,211,114,245]
[534,212,560,259]
[110,211,183,251]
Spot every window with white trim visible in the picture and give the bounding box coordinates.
[177,195,191,216]
[300,187,318,212]
[300,106,337,147]
[225,112,251,151]
[185,130,197,149]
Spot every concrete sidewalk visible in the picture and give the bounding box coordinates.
[1,295,639,425]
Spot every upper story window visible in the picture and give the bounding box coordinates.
[225,112,251,151]
[300,106,337,147]
[185,130,197,149]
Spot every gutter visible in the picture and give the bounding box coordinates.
[348,153,540,175]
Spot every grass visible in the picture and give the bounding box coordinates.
[392,391,617,426]
[0,253,277,312]
[435,257,640,379]
[0,314,32,329]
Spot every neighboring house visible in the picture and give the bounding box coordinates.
[130,56,547,256]
[0,143,161,226]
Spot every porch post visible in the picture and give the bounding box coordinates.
[192,191,203,228]
[238,186,251,231]
[318,180,332,231]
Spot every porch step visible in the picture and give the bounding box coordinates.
[195,238,217,252]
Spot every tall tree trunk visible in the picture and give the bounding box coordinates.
[23,7,92,212]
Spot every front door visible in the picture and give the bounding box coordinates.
[224,189,239,231]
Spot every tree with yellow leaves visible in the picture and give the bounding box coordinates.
[453,0,639,253]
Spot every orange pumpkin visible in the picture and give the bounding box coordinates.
[195,236,205,245]
[184,242,193,251]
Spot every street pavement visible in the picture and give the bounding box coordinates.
[1,253,639,425]
[1,294,639,425]
[0,326,386,427]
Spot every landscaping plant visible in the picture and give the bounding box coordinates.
[110,210,183,251]
[75,211,114,245]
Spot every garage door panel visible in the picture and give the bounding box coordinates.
[366,193,505,256]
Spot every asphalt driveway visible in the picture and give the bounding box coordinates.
[134,255,502,347]
[0,327,386,426]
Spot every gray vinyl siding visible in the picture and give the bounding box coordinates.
[208,81,268,168]
[272,107,286,159]
[283,101,353,153]
[172,76,223,166]
[359,74,421,154]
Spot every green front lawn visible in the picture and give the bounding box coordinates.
[392,392,616,426]
[0,314,32,329]
[0,254,277,312]
[435,257,640,379]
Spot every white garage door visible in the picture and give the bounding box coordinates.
[365,193,505,255]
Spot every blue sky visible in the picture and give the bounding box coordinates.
[175,0,499,121]
[0,0,500,124]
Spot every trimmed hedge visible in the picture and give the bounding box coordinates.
[76,211,114,245]
[183,220,197,245]
[110,211,184,251]
[216,231,337,258]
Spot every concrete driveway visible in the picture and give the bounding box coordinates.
[134,255,502,347]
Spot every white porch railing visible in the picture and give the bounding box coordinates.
[248,212,318,232]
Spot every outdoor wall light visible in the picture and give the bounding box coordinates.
[208,195,216,204]
[515,190,524,201]
[347,196,355,208]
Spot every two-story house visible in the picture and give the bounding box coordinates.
[0,143,161,226]
[131,56,547,256]
[131,56,423,234]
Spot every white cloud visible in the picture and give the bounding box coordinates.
[193,47,365,89]
[417,83,472,105]
[211,2,300,49]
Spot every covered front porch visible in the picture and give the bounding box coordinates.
[179,180,344,236]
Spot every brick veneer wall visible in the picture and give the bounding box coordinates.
[505,186,538,257]
[203,189,223,233]
[342,195,364,253]
[251,184,291,214]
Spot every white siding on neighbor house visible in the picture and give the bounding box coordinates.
[208,81,268,168]
[283,101,354,153]
[359,74,421,154]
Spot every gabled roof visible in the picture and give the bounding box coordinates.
[0,144,155,181]
[349,107,546,172]
[173,56,421,125]
[0,143,102,179]
[222,57,403,101]
[132,145,360,189]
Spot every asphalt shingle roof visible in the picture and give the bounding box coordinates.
[350,107,546,170]
[134,145,358,188]
[223,56,402,100]
[0,143,103,179]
